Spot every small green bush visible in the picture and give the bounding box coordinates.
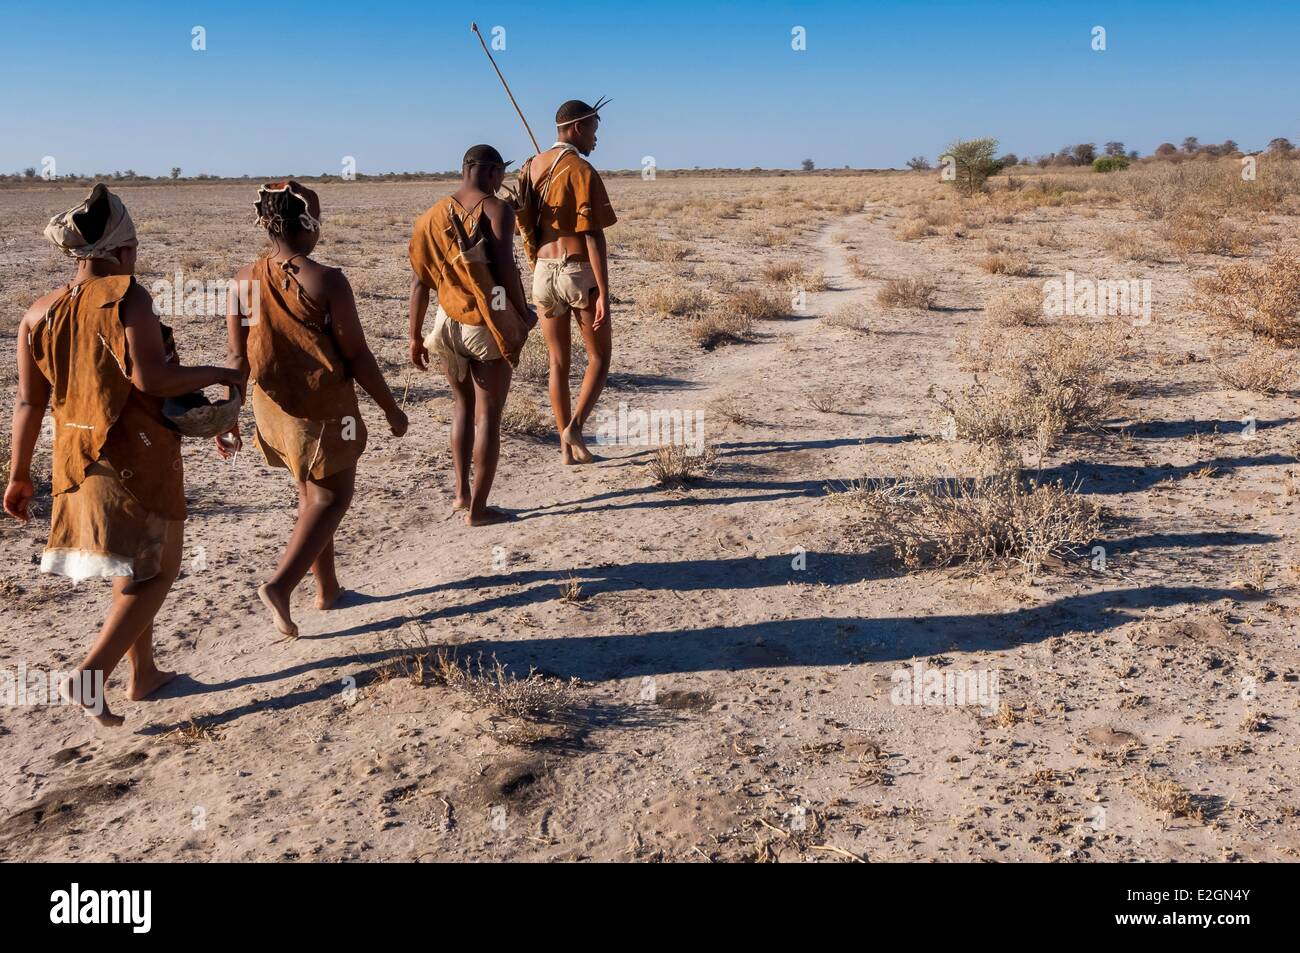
[1093,156,1130,173]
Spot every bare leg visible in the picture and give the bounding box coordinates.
[125,624,178,700]
[312,539,342,609]
[466,358,513,526]
[564,301,611,464]
[445,358,476,510]
[259,468,356,637]
[63,520,184,726]
[541,313,576,465]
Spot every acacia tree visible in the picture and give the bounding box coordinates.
[942,137,1001,194]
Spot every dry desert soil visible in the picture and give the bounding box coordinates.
[0,167,1297,861]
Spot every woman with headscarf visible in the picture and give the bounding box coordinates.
[3,184,243,726]
[220,181,408,638]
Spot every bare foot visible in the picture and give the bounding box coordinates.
[127,668,179,701]
[451,494,471,512]
[561,444,577,466]
[562,425,595,464]
[315,584,345,610]
[59,673,124,728]
[466,506,512,526]
[258,583,299,638]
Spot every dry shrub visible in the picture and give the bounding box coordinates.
[980,252,1033,276]
[937,325,1126,451]
[1132,774,1205,822]
[1215,344,1295,395]
[648,443,717,487]
[501,394,552,437]
[626,235,691,262]
[729,287,786,322]
[689,311,751,349]
[984,285,1043,327]
[712,396,752,425]
[427,650,579,741]
[877,276,938,310]
[1105,228,1166,262]
[1031,228,1065,250]
[643,276,711,316]
[896,218,934,241]
[762,261,804,285]
[806,389,842,413]
[1161,206,1255,257]
[801,268,829,292]
[923,205,962,228]
[847,254,876,278]
[1192,249,1300,344]
[833,461,1101,575]
[823,305,870,333]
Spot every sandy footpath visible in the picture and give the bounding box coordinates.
[0,175,1297,862]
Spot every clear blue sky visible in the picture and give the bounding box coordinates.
[1,0,1296,176]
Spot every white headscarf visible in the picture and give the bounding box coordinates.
[43,183,138,263]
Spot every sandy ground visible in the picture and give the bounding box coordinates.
[0,173,1297,862]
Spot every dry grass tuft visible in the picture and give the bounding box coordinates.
[713,396,752,424]
[1215,344,1295,395]
[163,717,224,745]
[1105,228,1167,263]
[896,218,934,241]
[846,254,876,279]
[558,577,585,604]
[877,276,938,310]
[430,651,580,741]
[833,462,1101,575]
[648,444,717,488]
[937,325,1126,452]
[983,285,1043,327]
[761,261,804,285]
[689,312,751,350]
[1193,249,1300,345]
[1132,774,1206,823]
[625,235,691,262]
[729,287,786,322]
[979,252,1034,276]
[643,276,711,316]
[1161,207,1255,257]
[822,305,871,333]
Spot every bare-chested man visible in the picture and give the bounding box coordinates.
[522,99,617,465]
[4,184,243,725]
[409,145,536,525]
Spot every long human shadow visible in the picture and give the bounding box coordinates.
[712,435,919,459]
[1121,417,1297,440]
[605,372,701,392]
[310,550,888,640]
[1041,453,1294,495]
[1104,530,1279,553]
[441,584,1243,681]
[517,476,837,519]
[307,517,1276,643]
[159,584,1243,729]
